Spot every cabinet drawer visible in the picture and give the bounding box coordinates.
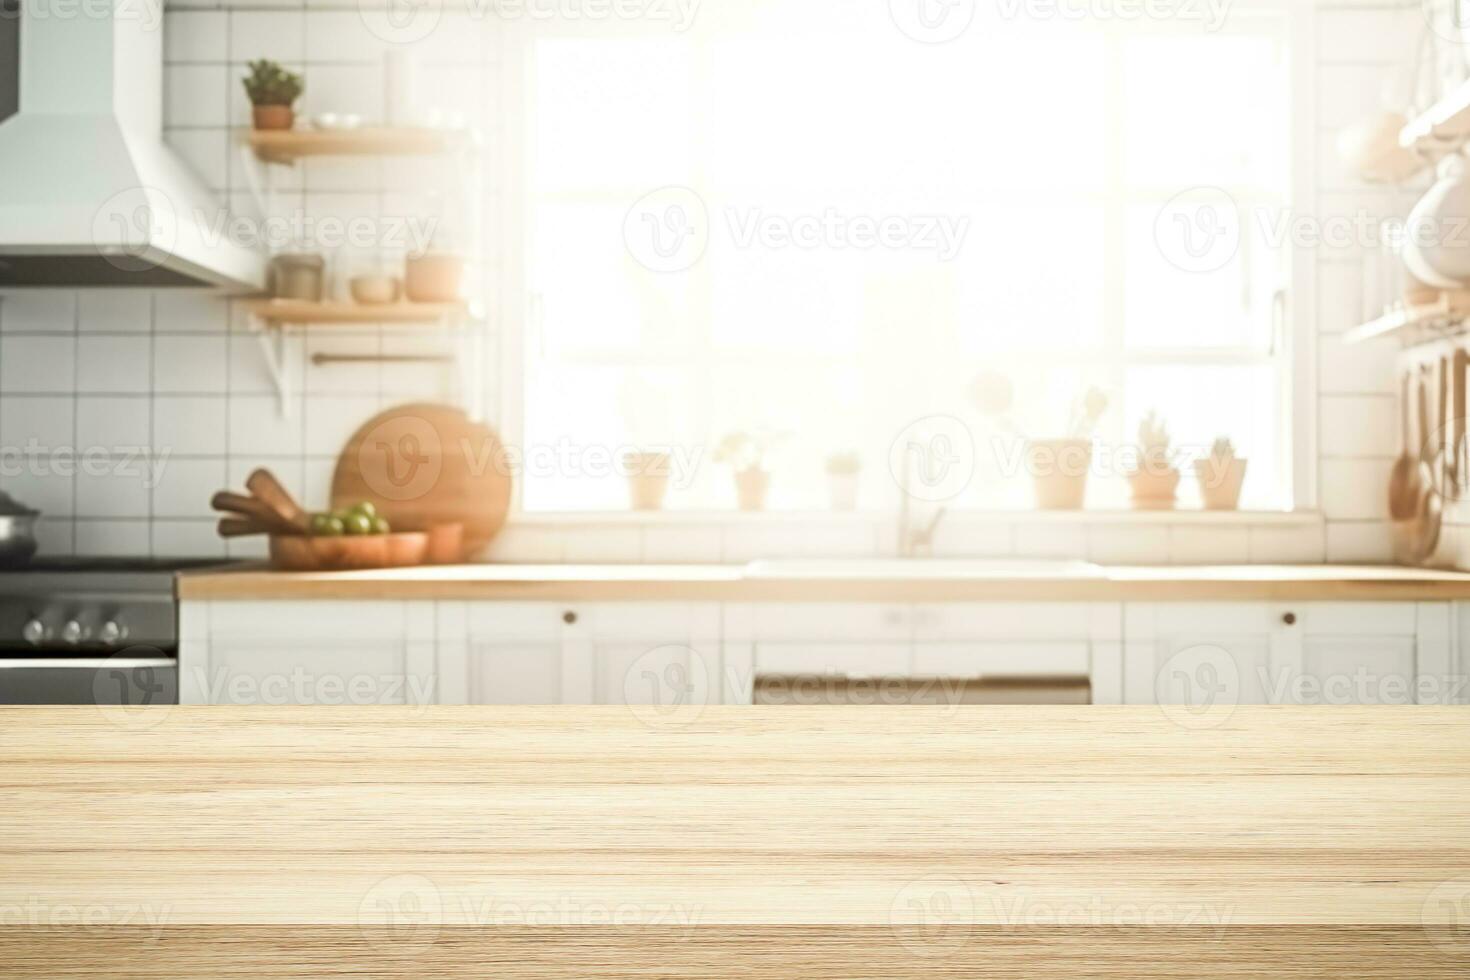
[755,643,910,679]
[913,642,1089,678]
[750,604,909,641]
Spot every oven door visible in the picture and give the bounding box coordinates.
[0,656,178,705]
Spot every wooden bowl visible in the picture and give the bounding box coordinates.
[269,532,429,572]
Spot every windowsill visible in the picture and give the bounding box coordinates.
[514,509,1325,527]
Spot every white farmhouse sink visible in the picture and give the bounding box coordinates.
[743,559,1104,580]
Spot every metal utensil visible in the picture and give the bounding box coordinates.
[1416,368,1443,562]
[1452,348,1468,500]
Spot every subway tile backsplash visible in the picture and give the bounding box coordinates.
[0,3,1416,563]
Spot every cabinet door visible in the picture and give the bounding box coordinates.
[746,603,913,679]
[181,601,435,706]
[1125,602,1455,706]
[459,602,724,707]
[1124,603,1291,707]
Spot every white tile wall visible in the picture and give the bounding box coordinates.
[0,2,1424,562]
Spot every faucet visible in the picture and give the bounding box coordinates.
[897,439,948,558]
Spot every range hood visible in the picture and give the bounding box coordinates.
[0,4,266,290]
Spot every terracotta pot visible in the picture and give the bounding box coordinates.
[735,469,769,511]
[1194,458,1248,511]
[1026,439,1091,511]
[404,252,465,303]
[1128,467,1182,510]
[827,472,860,511]
[624,452,671,511]
[252,105,295,131]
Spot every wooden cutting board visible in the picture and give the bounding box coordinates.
[331,403,511,557]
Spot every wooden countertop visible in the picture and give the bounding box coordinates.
[1,707,1467,978]
[176,562,1470,602]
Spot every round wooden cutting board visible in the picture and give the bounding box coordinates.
[331,403,512,558]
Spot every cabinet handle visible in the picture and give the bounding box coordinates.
[562,611,578,625]
[1282,612,1297,626]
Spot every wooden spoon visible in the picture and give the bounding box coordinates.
[1389,370,1419,520]
[246,468,310,533]
[1415,369,1443,561]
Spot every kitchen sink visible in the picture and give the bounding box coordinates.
[743,559,1105,580]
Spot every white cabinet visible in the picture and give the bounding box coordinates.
[728,602,1122,704]
[438,602,734,707]
[179,601,436,706]
[1124,602,1456,706]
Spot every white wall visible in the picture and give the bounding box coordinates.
[0,0,1430,563]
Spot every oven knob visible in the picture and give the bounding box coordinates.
[98,621,127,645]
[21,619,45,646]
[60,620,88,645]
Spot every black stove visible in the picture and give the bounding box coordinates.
[0,557,237,705]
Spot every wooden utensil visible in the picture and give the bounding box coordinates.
[245,468,309,533]
[1415,369,1443,562]
[1389,370,1420,521]
[210,491,302,535]
[330,403,511,559]
[1452,348,1468,500]
[217,517,274,538]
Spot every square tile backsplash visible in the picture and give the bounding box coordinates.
[0,2,1418,563]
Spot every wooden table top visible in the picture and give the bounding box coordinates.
[2,706,1467,978]
[176,562,1470,602]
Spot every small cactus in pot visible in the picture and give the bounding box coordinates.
[1127,411,1181,510]
[1194,437,1248,511]
[243,60,304,131]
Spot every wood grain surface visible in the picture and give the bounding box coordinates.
[176,561,1470,602]
[1,707,1467,978]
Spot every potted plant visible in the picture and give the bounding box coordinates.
[714,431,780,511]
[623,450,672,512]
[1195,437,1248,511]
[825,452,861,511]
[1027,386,1107,510]
[1128,411,1181,510]
[243,60,304,131]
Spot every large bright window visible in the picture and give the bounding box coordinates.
[514,4,1294,513]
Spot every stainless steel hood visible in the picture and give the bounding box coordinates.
[0,3,266,291]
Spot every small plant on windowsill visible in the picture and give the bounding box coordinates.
[1026,385,1108,511]
[243,60,304,131]
[1195,437,1248,511]
[714,430,782,512]
[824,451,862,512]
[1128,411,1181,510]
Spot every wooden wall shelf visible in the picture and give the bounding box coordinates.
[1344,291,1470,346]
[248,127,475,164]
[240,299,469,327]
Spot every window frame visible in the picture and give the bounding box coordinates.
[491,1,1320,519]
